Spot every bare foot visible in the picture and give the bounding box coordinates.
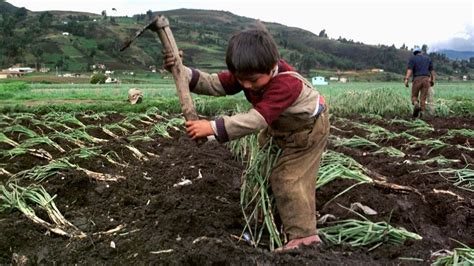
[275,235,322,252]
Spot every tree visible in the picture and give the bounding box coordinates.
[39,12,53,29]
[318,29,328,38]
[422,44,428,53]
[299,53,317,74]
[32,47,44,70]
[146,10,153,21]
[90,73,107,84]
[101,10,107,19]
[14,7,27,20]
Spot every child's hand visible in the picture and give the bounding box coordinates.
[162,49,183,72]
[185,120,214,140]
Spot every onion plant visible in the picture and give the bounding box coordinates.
[0,132,20,147]
[430,167,474,192]
[456,144,474,152]
[390,118,431,129]
[407,139,447,154]
[13,158,124,182]
[0,167,12,176]
[71,147,126,167]
[228,133,259,163]
[3,147,53,160]
[125,145,149,161]
[101,127,120,140]
[43,112,86,128]
[127,134,153,142]
[67,129,107,144]
[12,112,35,122]
[319,218,422,249]
[32,119,72,131]
[21,136,66,153]
[373,146,405,158]
[50,132,86,148]
[239,136,282,250]
[12,158,77,182]
[398,132,420,141]
[319,208,421,250]
[122,113,155,125]
[351,122,398,141]
[3,125,39,138]
[331,135,380,149]
[149,117,184,138]
[432,241,474,265]
[104,123,129,134]
[446,129,474,138]
[417,156,460,165]
[0,184,86,238]
[317,164,372,189]
[80,111,109,121]
[318,151,372,189]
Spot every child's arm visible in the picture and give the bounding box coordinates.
[163,50,240,96]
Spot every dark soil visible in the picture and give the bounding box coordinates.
[0,114,473,265]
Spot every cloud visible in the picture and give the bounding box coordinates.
[431,24,474,52]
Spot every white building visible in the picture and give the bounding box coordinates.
[8,66,34,73]
[311,76,328,86]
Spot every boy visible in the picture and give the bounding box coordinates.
[165,26,329,251]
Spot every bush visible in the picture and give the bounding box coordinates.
[90,73,106,84]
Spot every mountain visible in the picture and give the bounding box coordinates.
[0,4,472,78]
[0,1,19,14]
[437,49,474,60]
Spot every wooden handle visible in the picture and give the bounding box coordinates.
[153,15,199,122]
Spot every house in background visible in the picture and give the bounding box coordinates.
[0,70,25,78]
[0,65,33,78]
[8,66,34,73]
[311,76,328,86]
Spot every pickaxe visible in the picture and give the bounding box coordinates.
[120,15,199,122]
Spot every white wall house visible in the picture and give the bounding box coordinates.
[8,67,34,73]
[311,76,328,86]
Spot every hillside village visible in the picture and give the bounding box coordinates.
[1,2,473,83]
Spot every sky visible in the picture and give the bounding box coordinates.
[6,0,474,51]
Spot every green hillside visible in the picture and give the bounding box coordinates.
[1,2,473,79]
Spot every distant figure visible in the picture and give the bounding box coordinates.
[128,88,143,104]
[404,47,436,118]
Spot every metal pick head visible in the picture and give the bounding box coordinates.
[119,19,156,52]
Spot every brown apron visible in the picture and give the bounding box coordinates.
[258,72,330,240]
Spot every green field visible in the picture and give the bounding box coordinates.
[0,80,473,117]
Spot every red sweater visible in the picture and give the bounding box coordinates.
[215,60,303,125]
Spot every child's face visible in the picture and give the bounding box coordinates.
[237,72,273,91]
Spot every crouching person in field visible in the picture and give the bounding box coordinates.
[128,88,143,104]
[164,24,329,252]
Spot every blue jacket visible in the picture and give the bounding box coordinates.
[407,54,434,77]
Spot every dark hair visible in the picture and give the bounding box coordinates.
[225,28,280,78]
[413,51,421,55]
